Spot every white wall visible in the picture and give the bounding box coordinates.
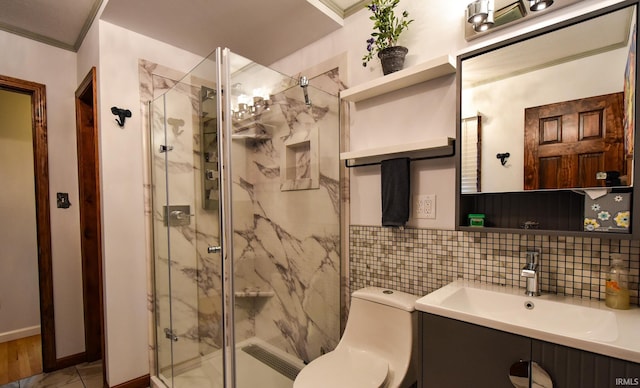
[0,90,40,341]
[0,30,85,358]
[347,76,458,229]
[94,20,202,386]
[77,9,206,384]
[271,0,630,229]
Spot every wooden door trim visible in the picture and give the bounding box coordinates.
[0,74,56,371]
[75,67,106,384]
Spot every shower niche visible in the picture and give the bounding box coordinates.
[281,126,319,191]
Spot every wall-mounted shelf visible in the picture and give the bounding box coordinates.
[457,189,635,239]
[340,137,455,167]
[340,55,456,102]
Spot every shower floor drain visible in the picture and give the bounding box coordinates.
[242,344,301,381]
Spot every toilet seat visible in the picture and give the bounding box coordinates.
[293,348,389,388]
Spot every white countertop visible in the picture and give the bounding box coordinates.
[415,280,640,363]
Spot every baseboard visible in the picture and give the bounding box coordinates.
[111,374,150,388]
[0,325,40,343]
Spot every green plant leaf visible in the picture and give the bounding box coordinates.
[361,0,413,65]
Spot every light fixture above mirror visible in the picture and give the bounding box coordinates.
[467,0,496,32]
[467,0,491,24]
[464,0,583,40]
[529,0,554,11]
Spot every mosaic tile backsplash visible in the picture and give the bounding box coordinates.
[349,226,640,306]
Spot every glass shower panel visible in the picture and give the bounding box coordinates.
[151,93,174,387]
[227,51,341,387]
[151,50,225,388]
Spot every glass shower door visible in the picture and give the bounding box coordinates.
[151,93,174,387]
[151,49,226,388]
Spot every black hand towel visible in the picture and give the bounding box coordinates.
[381,157,411,227]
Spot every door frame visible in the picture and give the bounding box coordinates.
[0,75,56,371]
[75,67,106,384]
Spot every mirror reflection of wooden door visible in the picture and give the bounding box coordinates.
[524,92,625,190]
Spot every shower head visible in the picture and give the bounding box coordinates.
[299,76,311,107]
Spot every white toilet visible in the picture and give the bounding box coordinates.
[294,287,419,388]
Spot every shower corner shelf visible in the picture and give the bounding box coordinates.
[340,54,456,102]
[340,137,455,168]
[231,120,274,140]
[234,288,275,298]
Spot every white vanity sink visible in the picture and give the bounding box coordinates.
[416,280,640,363]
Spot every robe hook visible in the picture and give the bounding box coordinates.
[111,107,132,128]
[496,152,510,166]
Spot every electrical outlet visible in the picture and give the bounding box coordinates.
[415,194,436,219]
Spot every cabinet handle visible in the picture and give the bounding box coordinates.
[509,361,553,388]
[509,360,529,388]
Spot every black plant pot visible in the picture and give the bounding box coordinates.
[378,46,408,75]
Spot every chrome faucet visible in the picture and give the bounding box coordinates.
[521,249,541,296]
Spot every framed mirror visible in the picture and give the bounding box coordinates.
[456,0,640,236]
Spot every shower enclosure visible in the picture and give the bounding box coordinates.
[150,48,341,388]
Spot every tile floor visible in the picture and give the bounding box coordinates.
[0,360,102,388]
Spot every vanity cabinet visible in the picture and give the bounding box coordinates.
[421,313,640,388]
[421,313,530,388]
[531,340,640,388]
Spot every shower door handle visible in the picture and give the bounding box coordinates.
[170,210,194,220]
[164,328,178,342]
[208,245,221,254]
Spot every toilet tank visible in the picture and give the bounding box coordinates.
[338,287,419,387]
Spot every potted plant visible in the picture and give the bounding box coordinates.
[362,0,414,75]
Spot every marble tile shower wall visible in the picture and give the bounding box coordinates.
[229,68,342,362]
[349,226,640,305]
